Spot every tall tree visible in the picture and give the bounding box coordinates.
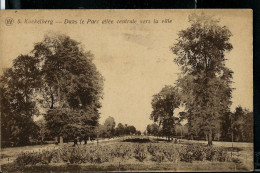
[33,33,104,110]
[35,33,103,141]
[150,85,180,140]
[1,33,104,145]
[172,13,233,145]
[0,55,42,146]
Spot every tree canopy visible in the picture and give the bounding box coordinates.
[171,13,233,145]
[1,55,41,146]
[220,106,253,142]
[150,85,180,140]
[0,33,104,146]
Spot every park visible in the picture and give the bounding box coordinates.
[0,12,253,172]
[1,135,253,172]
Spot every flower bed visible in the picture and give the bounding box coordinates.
[14,143,231,166]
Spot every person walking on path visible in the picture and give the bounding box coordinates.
[73,136,78,147]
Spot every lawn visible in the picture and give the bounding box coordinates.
[1,136,253,172]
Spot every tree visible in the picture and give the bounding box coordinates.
[232,106,253,142]
[1,33,104,145]
[172,13,233,145]
[219,111,232,141]
[150,85,180,140]
[104,116,116,138]
[0,55,41,146]
[243,111,253,142]
[124,124,130,135]
[45,108,99,142]
[146,124,152,135]
[115,123,125,136]
[34,33,104,141]
[146,123,159,136]
[98,124,108,138]
[151,123,159,136]
[136,130,142,136]
[35,119,49,144]
[33,33,103,110]
[127,125,136,135]
[109,121,140,137]
[143,130,147,136]
[220,106,253,143]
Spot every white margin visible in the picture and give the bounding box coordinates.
[1,0,5,9]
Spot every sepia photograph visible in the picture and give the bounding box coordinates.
[0,10,253,172]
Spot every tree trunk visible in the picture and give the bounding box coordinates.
[60,136,63,144]
[231,131,234,148]
[181,128,183,139]
[41,136,44,145]
[50,93,54,108]
[208,130,213,146]
[57,84,61,107]
[50,86,54,108]
[54,75,62,107]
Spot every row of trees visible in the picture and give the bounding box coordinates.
[148,105,253,142]
[34,115,142,144]
[98,116,141,138]
[221,106,253,142]
[1,33,104,146]
[149,14,253,145]
[1,30,143,146]
[146,123,188,139]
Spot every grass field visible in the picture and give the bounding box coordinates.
[1,136,253,172]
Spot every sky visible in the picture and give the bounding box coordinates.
[0,10,253,132]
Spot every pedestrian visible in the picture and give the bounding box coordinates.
[73,136,78,147]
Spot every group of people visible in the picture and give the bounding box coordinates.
[174,138,182,144]
[73,136,97,146]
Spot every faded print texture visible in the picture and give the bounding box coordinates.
[0,10,253,172]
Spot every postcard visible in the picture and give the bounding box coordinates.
[0,9,253,172]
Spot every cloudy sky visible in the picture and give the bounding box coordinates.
[0,10,252,131]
